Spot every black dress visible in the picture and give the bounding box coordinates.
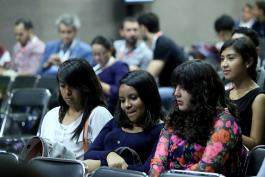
[230,87,264,136]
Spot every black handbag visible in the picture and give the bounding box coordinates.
[114,147,142,165]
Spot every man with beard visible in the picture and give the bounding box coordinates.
[12,18,45,74]
[114,17,152,71]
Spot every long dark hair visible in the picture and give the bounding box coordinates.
[220,37,258,81]
[115,70,163,131]
[57,59,105,140]
[167,60,238,145]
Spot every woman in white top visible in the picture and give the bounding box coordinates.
[40,59,113,159]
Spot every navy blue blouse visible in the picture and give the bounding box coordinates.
[98,60,129,113]
[84,119,163,173]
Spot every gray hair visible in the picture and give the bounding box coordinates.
[55,14,81,30]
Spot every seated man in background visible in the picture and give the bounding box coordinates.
[137,12,186,111]
[214,14,235,50]
[114,17,152,71]
[11,18,45,75]
[39,14,93,75]
[235,3,255,28]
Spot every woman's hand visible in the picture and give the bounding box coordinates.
[83,159,101,172]
[106,152,128,169]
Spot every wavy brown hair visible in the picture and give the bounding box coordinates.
[167,60,238,145]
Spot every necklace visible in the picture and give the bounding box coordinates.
[230,84,258,100]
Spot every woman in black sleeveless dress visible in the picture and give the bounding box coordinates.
[220,37,265,149]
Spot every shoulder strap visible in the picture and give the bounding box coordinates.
[83,119,90,152]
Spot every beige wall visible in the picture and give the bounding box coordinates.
[149,0,251,46]
[0,0,126,51]
[0,0,251,52]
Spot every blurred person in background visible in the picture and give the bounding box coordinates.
[39,14,93,76]
[252,1,265,67]
[114,17,152,71]
[0,45,11,72]
[92,36,129,113]
[138,12,186,112]
[214,14,235,50]
[235,3,255,28]
[11,18,45,75]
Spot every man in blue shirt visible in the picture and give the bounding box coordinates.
[39,14,93,75]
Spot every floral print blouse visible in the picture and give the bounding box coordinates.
[149,109,243,177]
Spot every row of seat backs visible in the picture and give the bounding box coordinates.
[0,152,225,177]
[0,88,52,154]
[2,145,265,177]
[0,75,57,90]
[29,157,85,177]
[24,144,265,177]
[0,75,58,110]
[1,88,51,135]
[27,158,224,177]
[0,76,56,155]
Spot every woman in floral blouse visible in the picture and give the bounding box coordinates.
[149,60,243,177]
